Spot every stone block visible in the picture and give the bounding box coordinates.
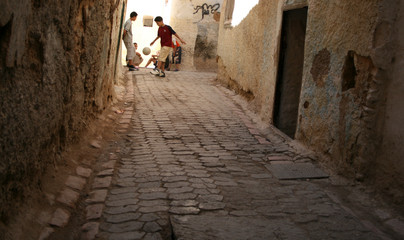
[57,188,80,207]
[86,204,104,220]
[86,189,108,203]
[76,166,93,178]
[92,176,112,189]
[65,175,86,190]
[49,208,70,227]
[81,222,100,240]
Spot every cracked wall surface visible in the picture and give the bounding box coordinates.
[0,0,125,225]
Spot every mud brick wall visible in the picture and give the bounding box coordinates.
[0,0,125,223]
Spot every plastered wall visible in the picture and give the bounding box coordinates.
[170,0,223,71]
[217,0,404,202]
[0,0,125,223]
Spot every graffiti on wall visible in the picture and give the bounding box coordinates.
[194,3,220,20]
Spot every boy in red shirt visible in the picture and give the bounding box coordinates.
[150,16,186,77]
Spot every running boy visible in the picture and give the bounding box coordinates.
[150,16,186,77]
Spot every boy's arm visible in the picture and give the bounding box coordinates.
[122,29,127,39]
[174,33,186,45]
[150,36,160,46]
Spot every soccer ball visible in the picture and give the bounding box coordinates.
[142,47,151,55]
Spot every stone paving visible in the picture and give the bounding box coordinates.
[77,69,403,240]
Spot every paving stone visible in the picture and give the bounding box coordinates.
[229,210,257,216]
[144,222,163,232]
[49,208,70,227]
[211,181,238,187]
[105,212,141,223]
[167,187,194,194]
[139,213,160,222]
[251,173,272,179]
[97,169,114,176]
[81,222,100,240]
[138,200,168,207]
[38,227,54,240]
[65,175,86,190]
[139,192,168,200]
[107,192,138,201]
[169,193,198,200]
[57,188,80,207]
[199,202,226,210]
[203,162,225,167]
[169,207,200,215]
[164,182,189,188]
[86,189,108,203]
[162,176,188,182]
[102,160,116,169]
[109,231,145,240]
[101,221,144,233]
[106,198,139,207]
[92,176,112,189]
[138,187,166,193]
[138,206,170,213]
[110,187,138,195]
[84,204,103,220]
[197,194,224,202]
[104,205,139,215]
[138,181,162,188]
[76,166,92,178]
[143,233,163,240]
[170,200,199,207]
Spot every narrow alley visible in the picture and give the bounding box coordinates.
[2,1,404,239]
[44,70,402,240]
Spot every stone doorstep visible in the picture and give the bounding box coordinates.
[266,162,329,180]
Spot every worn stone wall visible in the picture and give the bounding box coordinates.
[170,0,223,71]
[297,0,380,175]
[297,0,403,201]
[217,0,404,201]
[0,0,125,223]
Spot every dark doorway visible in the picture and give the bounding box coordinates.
[273,7,308,138]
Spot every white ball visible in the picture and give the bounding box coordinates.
[142,47,151,55]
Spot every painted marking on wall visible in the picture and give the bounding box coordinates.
[194,3,220,20]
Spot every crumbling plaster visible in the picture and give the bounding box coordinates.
[217,0,404,201]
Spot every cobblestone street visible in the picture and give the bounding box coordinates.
[66,69,403,240]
